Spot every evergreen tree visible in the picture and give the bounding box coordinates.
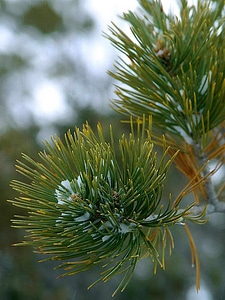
[10,0,225,297]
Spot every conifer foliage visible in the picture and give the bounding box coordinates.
[10,0,224,296]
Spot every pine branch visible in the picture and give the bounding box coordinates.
[10,119,207,295]
[9,0,225,296]
[193,140,218,205]
[106,0,225,141]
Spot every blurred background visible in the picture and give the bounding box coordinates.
[0,0,224,299]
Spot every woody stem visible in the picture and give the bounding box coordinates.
[192,140,225,214]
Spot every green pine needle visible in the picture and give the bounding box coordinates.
[10,119,204,295]
[106,0,225,142]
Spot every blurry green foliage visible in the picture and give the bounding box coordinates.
[23,2,63,34]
